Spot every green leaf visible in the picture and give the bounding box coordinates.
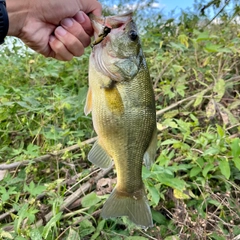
[190,167,202,178]
[194,92,204,107]
[204,43,222,52]
[202,163,215,177]
[196,31,210,41]
[161,139,180,145]
[147,185,160,206]
[30,229,42,240]
[164,236,180,240]
[66,228,80,240]
[156,174,186,191]
[231,138,240,170]
[126,237,148,240]
[213,79,225,102]
[79,220,95,238]
[42,212,62,239]
[219,159,230,180]
[81,192,101,208]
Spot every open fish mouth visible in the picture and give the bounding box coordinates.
[90,12,133,47]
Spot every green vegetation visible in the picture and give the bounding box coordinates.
[0,3,240,240]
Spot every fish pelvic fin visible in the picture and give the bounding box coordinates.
[101,187,153,229]
[144,127,157,169]
[84,87,92,115]
[88,140,113,169]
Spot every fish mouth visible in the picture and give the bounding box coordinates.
[90,12,133,39]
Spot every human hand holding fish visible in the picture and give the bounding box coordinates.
[5,0,102,60]
[85,12,157,228]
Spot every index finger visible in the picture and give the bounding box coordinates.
[80,0,102,16]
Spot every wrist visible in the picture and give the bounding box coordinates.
[6,0,29,37]
[0,0,8,43]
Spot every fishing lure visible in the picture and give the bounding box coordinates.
[91,26,111,48]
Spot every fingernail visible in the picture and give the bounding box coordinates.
[75,11,85,23]
[55,26,67,36]
[61,18,73,28]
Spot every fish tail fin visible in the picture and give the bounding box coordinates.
[101,187,153,228]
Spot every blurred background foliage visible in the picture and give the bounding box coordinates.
[0,0,239,239]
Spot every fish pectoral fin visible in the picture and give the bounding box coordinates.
[88,140,112,169]
[84,88,92,116]
[101,187,153,228]
[114,59,138,80]
[144,127,157,169]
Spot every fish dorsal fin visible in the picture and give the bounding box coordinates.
[88,140,113,169]
[144,127,157,169]
[84,88,92,116]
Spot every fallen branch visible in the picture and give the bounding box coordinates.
[0,137,97,170]
[156,85,212,117]
[35,166,112,228]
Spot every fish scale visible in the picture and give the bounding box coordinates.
[84,12,157,228]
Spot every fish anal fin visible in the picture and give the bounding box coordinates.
[101,187,153,228]
[84,88,92,116]
[144,127,157,169]
[88,140,112,169]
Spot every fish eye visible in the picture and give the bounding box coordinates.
[128,30,138,41]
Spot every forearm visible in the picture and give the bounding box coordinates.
[6,0,29,37]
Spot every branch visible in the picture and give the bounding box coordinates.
[35,166,112,227]
[0,137,97,170]
[156,85,212,116]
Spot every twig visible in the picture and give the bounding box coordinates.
[201,0,231,30]
[0,137,97,170]
[3,166,112,231]
[34,167,112,228]
[156,85,212,117]
[0,167,98,222]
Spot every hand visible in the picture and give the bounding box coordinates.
[6,0,102,61]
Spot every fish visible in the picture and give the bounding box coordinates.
[84,12,157,228]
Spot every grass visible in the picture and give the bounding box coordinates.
[0,10,240,240]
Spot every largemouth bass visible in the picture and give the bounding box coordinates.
[84,12,157,228]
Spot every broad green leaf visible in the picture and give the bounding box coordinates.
[79,219,95,238]
[216,124,225,138]
[219,159,230,179]
[30,229,42,240]
[190,167,202,178]
[163,110,179,118]
[194,92,204,107]
[67,228,80,240]
[213,79,225,102]
[81,192,101,208]
[147,185,160,206]
[157,174,186,191]
[231,138,240,170]
[161,139,180,146]
[202,163,215,177]
[164,236,180,240]
[196,31,210,41]
[152,210,167,225]
[204,43,222,52]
